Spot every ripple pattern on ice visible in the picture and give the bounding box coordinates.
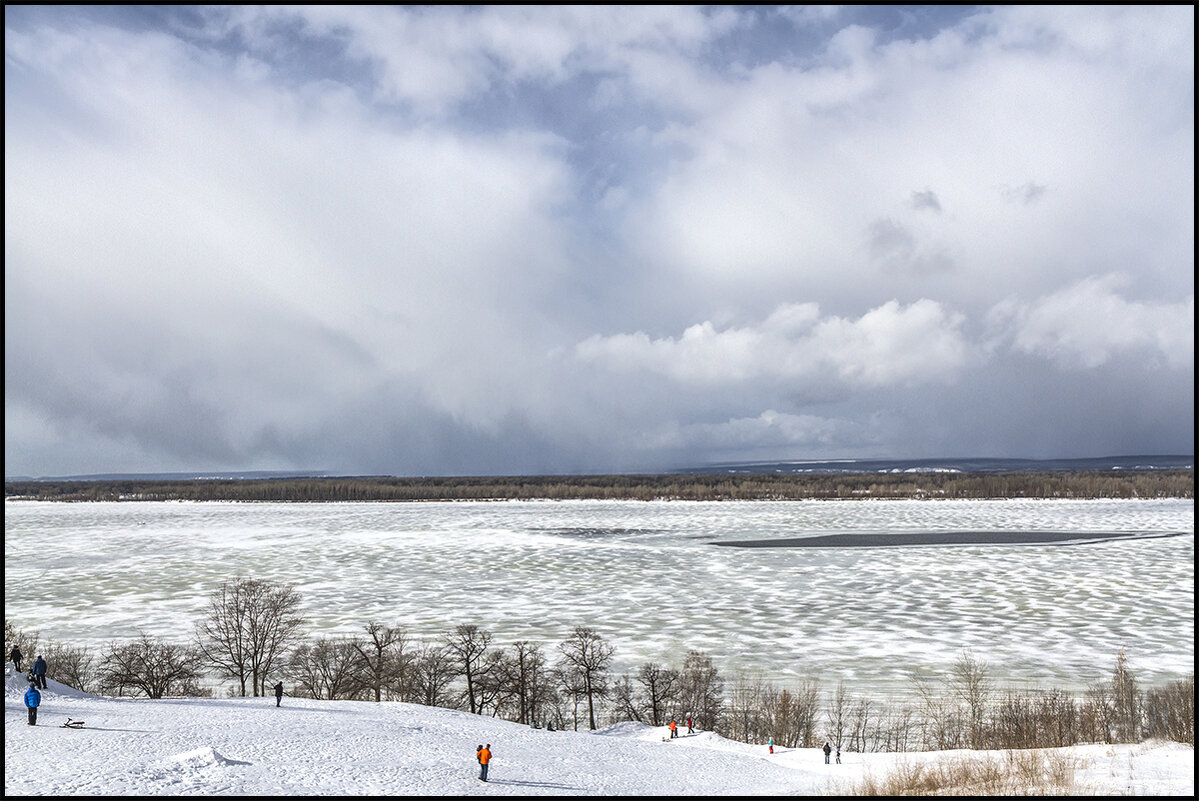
[4,498,1193,693]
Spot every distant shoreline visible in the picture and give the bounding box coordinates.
[4,468,1194,502]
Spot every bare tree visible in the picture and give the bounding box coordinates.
[609,674,642,724]
[558,627,615,730]
[196,577,305,696]
[1083,678,1116,743]
[555,660,588,731]
[476,649,515,717]
[1041,688,1079,748]
[5,620,41,678]
[678,651,723,731]
[196,579,253,695]
[508,640,551,725]
[880,702,917,753]
[788,679,823,749]
[849,695,876,752]
[98,633,205,698]
[726,671,764,743]
[1144,675,1194,745]
[287,637,360,700]
[1110,647,1140,743]
[826,680,850,750]
[995,690,1035,748]
[444,624,493,714]
[912,673,961,750]
[352,621,411,702]
[247,581,305,697]
[411,643,457,708]
[949,649,993,749]
[635,662,681,727]
[42,641,99,693]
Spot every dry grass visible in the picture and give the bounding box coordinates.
[849,749,1085,796]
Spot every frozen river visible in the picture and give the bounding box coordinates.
[3,498,1193,693]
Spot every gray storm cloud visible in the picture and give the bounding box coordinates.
[4,5,1193,477]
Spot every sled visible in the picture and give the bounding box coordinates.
[62,718,85,729]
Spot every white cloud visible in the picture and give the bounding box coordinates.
[990,275,1195,369]
[575,299,970,388]
[617,4,1194,316]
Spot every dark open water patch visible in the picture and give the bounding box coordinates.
[712,530,1191,548]
[538,527,665,540]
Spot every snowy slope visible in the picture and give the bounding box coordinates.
[4,665,1193,796]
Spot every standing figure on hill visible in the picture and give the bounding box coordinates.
[768,736,774,755]
[274,681,284,707]
[823,741,832,764]
[25,682,41,726]
[9,645,22,673]
[478,744,492,782]
[669,720,678,739]
[32,654,47,689]
[687,716,694,735]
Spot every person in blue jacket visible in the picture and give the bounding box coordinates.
[32,655,47,689]
[25,683,41,726]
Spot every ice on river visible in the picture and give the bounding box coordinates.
[3,498,1193,693]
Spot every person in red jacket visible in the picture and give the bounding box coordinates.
[687,716,694,734]
[478,744,492,782]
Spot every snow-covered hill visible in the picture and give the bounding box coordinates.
[4,666,1193,796]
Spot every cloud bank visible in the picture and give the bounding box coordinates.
[4,6,1193,476]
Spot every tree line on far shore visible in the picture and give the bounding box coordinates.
[6,578,1193,751]
[4,469,1194,503]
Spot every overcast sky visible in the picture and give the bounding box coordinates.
[5,5,1194,478]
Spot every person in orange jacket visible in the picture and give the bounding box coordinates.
[478,744,492,782]
[669,720,678,739]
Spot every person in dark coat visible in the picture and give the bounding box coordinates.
[25,683,41,726]
[9,646,22,672]
[823,741,832,764]
[274,681,284,707]
[32,655,47,689]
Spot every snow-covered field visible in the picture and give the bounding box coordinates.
[4,499,1194,692]
[4,667,1192,796]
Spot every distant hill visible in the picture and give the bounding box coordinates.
[5,465,1193,501]
[683,454,1195,475]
